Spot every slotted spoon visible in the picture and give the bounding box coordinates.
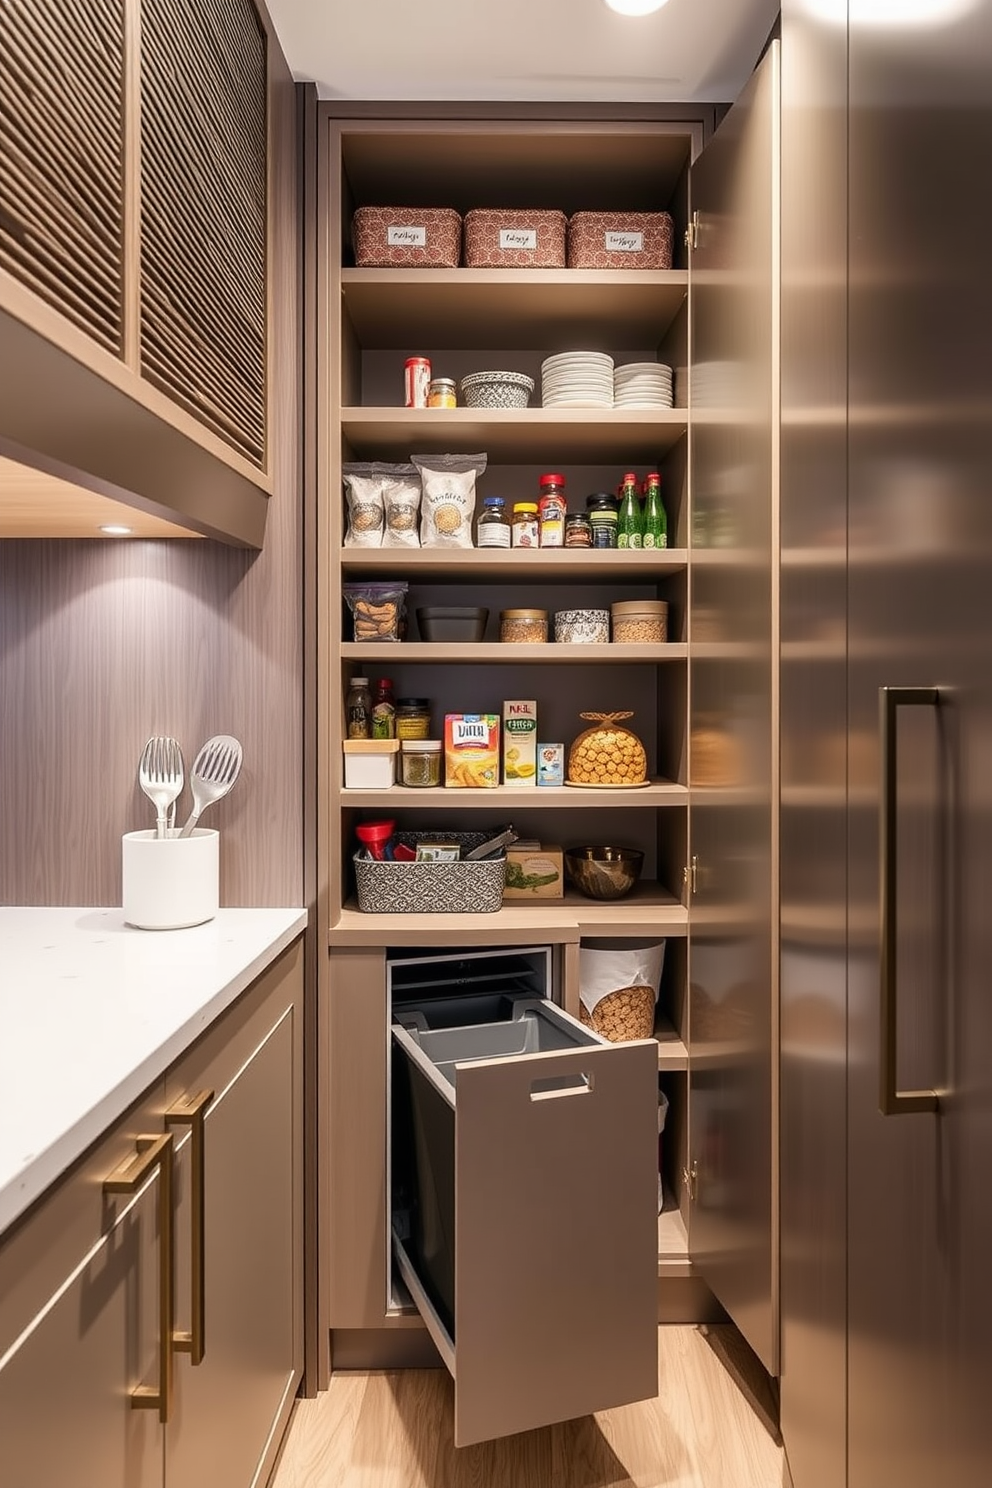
[179,735,244,839]
[137,736,185,840]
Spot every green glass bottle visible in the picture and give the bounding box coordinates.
[642,472,668,550]
[617,472,643,550]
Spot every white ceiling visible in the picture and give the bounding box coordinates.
[263,0,780,104]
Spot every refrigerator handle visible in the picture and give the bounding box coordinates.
[879,686,941,1116]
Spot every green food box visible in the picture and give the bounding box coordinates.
[502,842,564,901]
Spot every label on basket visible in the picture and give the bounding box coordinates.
[499,228,537,250]
[604,230,644,253]
[388,224,427,247]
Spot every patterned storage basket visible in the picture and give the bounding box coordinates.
[463,208,567,268]
[352,207,462,268]
[354,831,507,914]
[567,211,675,270]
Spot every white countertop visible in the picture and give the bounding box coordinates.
[0,906,307,1235]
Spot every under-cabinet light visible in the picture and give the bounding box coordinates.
[99,524,133,536]
[604,0,670,15]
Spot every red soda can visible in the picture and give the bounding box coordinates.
[404,356,431,408]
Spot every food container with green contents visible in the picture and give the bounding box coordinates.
[400,739,442,787]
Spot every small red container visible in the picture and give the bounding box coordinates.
[404,357,432,409]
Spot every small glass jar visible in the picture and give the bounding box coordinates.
[586,492,619,549]
[477,495,511,548]
[511,501,540,548]
[565,513,593,548]
[500,608,549,643]
[400,738,443,787]
[395,697,431,740]
[427,377,457,409]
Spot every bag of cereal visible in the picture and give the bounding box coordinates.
[411,453,487,548]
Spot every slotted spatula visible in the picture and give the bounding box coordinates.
[178,735,243,839]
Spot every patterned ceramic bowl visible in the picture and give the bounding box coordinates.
[554,609,610,644]
[459,370,535,409]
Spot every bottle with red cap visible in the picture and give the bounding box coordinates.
[617,471,644,550]
[537,473,567,548]
[371,677,396,738]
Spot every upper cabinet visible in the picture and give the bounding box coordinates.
[0,0,278,545]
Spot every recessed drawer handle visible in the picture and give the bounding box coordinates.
[529,1072,594,1101]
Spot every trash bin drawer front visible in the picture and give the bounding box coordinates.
[453,1037,659,1446]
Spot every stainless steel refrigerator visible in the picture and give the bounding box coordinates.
[781,3,992,1485]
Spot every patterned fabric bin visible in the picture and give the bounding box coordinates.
[352,206,462,267]
[463,208,567,268]
[354,832,507,914]
[567,211,675,270]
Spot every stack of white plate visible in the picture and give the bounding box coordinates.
[541,351,615,408]
[613,361,674,408]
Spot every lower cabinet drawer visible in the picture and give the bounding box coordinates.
[390,1000,658,1446]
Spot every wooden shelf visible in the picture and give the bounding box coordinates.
[340,407,688,463]
[340,779,688,809]
[654,1011,689,1071]
[340,268,688,350]
[341,641,687,664]
[339,547,688,579]
[329,883,688,947]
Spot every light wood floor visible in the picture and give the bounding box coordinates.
[271,1326,789,1488]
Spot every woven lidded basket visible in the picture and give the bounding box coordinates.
[464,209,567,268]
[352,207,462,268]
[567,211,675,270]
[354,831,506,914]
[579,985,656,1041]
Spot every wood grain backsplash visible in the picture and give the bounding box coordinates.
[0,63,302,911]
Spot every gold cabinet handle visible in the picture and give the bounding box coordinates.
[104,1132,175,1423]
[165,1089,214,1365]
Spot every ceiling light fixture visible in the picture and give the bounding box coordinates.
[99,524,133,536]
[604,0,671,16]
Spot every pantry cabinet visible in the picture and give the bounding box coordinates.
[313,92,779,1415]
[0,0,288,544]
[0,940,303,1488]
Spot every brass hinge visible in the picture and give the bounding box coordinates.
[682,1158,700,1203]
[682,855,699,896]
[684,210,700,252]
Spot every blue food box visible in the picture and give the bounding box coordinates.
[537,742,565,787]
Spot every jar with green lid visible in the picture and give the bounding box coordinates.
[511,501,539,548]
[395,697,431,739]
[400,739,443,787]
[585,492,619,549]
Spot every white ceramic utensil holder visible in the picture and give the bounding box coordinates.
[122,828,219,930]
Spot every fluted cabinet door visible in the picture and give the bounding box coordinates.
[140,0,268,469]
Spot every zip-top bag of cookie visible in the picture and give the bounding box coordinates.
[343,581,409,642]
[411,453,487,548]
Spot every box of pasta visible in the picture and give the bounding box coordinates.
[444,714,500,787]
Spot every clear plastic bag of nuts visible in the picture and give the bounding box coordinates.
[577,939,666,1041]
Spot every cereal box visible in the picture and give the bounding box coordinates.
[502,700,537,787]
[444,714,500,787]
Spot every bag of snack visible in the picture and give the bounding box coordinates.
[342,463,385,547]
[342,462,423,549]
[411,453,487,548]
[343,582,409,642]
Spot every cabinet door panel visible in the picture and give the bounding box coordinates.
[393,1026,659,1448]
[165,942,302,1488]
[688,42,780,1375]
[0,1173,163,1488]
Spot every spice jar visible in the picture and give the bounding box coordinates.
[427,377,457,408]
[586,493,619,549]
[538,473,567,548]
[395,697,431,739]
[511,501,540,548]
[565,512,593,548]
[477,495,511,548]
[400,739,443,787]
[500,608,549,643]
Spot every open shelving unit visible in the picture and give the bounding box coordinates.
[317,112,707,1339]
